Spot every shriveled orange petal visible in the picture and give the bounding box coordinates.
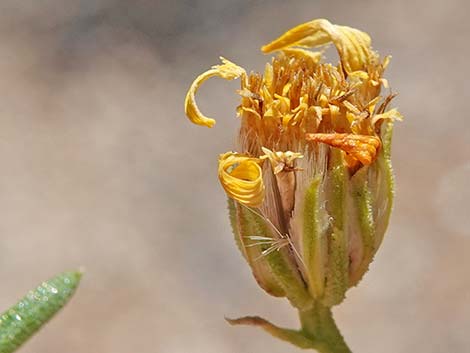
[306,133,381,166]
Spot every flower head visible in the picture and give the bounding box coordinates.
[185,19,401,309]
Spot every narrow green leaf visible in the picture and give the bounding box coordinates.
[0,271,82,353]
[227,315,314,349]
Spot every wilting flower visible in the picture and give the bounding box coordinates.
[185,18,402,351]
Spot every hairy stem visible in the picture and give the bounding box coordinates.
[299,302,352,353]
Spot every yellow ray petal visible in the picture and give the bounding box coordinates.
[281,48,323,65]
[261,19,372,73]
[184,57,246,128]
[218,152,265,207]
[306,133,381,166]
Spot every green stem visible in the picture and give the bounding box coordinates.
[299,302,352,353]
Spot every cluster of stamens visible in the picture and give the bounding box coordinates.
[237,51,393,165]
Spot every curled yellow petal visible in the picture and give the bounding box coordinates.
[261,19,372,73]
[184,57,246,128]
[218,152,265,207]
[306,133,381,166]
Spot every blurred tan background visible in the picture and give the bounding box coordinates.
[0,0,469,352]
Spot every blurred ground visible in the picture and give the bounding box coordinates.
[0,0,469,352]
